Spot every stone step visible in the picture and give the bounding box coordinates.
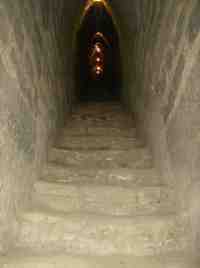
[48,148,152,169]
[70,112,128,121]
[16,209,190,256]
[34,180,175,216]
[61,125,136,137]
[70,113,129,122]
[2,252,199,268]
[70,115,133,125]
[56,136,142,150]
[65,120,134,129]
[71,106,126,117]
[72,102,124,113]
[42,164,161,186]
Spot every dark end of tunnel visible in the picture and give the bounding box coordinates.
[74,1,122,102]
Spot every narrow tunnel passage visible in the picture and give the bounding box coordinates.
[1,0,200,266]
[75,0,122,102]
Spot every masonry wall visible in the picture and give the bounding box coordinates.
[111,0,200,254]
[0,0,80,252]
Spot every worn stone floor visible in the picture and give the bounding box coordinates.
[2,102,199,267]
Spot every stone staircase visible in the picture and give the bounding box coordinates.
[2,102,199,267]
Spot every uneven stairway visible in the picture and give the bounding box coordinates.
[2,102,198,267]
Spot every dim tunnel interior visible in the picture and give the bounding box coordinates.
[0,0,200,265]
[75,1,122,102]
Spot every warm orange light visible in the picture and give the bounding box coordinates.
[77,0,119,45]
[84,0,111,19]
[92,32,109,47]
[95,66,103,76]
[96,46,101,53]
[96,57,100,62]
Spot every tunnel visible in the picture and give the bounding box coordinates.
[75,0,122,102]
[0,0,200,266]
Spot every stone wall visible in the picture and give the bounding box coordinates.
[2,0,200,256]
[111,0,200,254]
[0,0,79,252]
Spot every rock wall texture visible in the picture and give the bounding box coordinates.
[0,0,79,252]
[111,0,200,254]
[1,0,200,257]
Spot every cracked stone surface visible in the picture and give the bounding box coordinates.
[42,164,161,186]
[5,102,195,266]
[16,209,190,256]
[2,252,199,268]
[13,102,191,257]
[62,125,136,137]
[56,136,142,150]
[48,147,152,169]
[33,181,176,216]
[1,0,200,266]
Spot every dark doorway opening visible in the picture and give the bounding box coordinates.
[75,1,122,102]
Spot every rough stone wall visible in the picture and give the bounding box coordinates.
[111,0,200,254]
[0,0,79,252]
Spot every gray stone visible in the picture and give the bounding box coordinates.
[13,21,25,50]
[16,208,190,256]
[0,1,199,266]
[0,7,11,46]
[7,97,35,161]
[188,2,200,42]
[163,54,185,122]
[1,253,199,268]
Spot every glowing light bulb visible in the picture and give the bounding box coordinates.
[96,57,100,62]
[96,46,101,53]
